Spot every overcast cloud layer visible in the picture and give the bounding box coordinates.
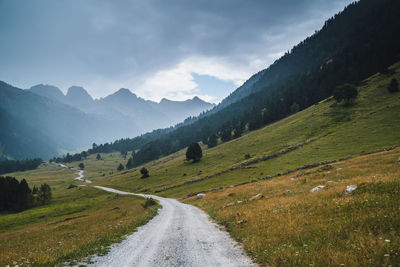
[0,0,353,102]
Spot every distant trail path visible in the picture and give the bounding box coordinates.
[74,169,91,183]
[91,186,255,267]
[52,162,91,183]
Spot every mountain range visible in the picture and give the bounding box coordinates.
[0,82,214,159]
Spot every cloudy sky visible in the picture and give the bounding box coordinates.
[0,0,353,103]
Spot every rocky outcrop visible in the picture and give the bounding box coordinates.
[196,193,206,199]
[344,185,357,195]
[310,185,325,192]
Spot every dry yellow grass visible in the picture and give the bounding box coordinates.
[188,148,400,266]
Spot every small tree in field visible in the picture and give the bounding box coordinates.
[117,163,124,171]
[186,142,202,162]
[388,78,399,93]
[96,154,101,160]
[78,163,85,170]
[140,167,149,178]
[333,83,358,106]
[37,183,52,205]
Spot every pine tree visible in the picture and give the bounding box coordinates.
[186,142,202,162]
[207,134,218,148]
[140,167,149,178]
[37,183,52,205]
[117,163,124,171]
[18,179,32,210]
[126,157,134,169]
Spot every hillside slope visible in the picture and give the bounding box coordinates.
[0,107,58,159]
[94,62,400,197]
[117,0,400,167]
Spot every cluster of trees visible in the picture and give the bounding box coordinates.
[333,84,358,106]
[52,0,400,169]
[51,151,87,163]
[0,176,52,212]
[0,158,42,175]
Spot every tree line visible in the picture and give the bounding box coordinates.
[0,158,42,175]
[0,176,52,212]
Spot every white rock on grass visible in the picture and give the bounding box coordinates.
[196,193,206,199]
[310,185,325,193]
[249,193,264,201]
[344,185,357,195]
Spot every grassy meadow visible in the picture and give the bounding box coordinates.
[0,164,159,266]
[67,151,130,182]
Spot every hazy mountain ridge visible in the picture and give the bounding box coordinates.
[28,84,214,130]
[0,81,214,159]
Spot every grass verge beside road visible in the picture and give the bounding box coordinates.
[0,166,159,266]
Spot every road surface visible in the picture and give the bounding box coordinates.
[90,186,255,267]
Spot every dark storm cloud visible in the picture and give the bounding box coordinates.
[0,0,353,99]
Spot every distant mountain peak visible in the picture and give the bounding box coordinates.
[160,98,171,103]
[67,86,93,99]
[66,86,92,99]
[160,96,211,104]
[65,86,94,108]
[115,88,135,96]
[29,84,65,103]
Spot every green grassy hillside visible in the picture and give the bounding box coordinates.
[96,62,400,199]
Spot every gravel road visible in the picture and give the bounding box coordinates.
[91,186,255,267]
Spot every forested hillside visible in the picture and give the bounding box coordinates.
[71,0,399,167]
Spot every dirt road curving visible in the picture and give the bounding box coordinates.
[91,186,255,267]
